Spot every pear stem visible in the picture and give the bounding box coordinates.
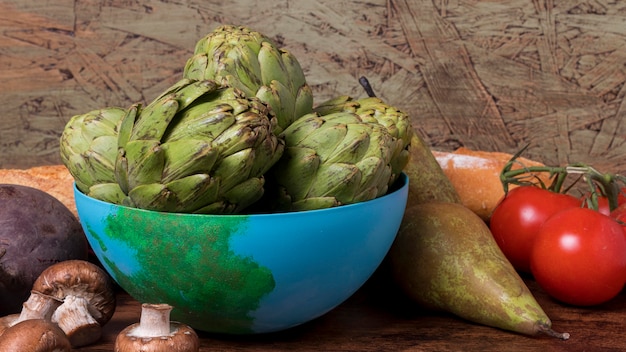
[538,324,570,340]
[359,76,377,97]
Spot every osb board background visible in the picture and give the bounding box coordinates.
[1,0,625,174]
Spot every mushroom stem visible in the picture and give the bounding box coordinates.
[18,290,62,321]
[0,290,62,335]
[52,294,102,348]
[115,303,200,352]
[134,303,173,337]
[32,260,117,347]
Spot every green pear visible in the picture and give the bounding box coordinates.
[388,201,569,339]
[404,133,461,205]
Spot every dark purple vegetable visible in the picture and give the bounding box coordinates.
[0,184,88,315]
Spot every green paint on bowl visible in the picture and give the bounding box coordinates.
[91,206,276,333]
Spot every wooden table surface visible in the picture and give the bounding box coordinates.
[75,269,626,352]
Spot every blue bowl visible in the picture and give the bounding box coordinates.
[74,173,408,334]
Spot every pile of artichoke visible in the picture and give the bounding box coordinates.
[60,25,413,214]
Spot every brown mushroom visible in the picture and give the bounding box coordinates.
[0,319,71,351]
[31,260,116,347]
[0,290,62,335]
[0,314,17,336]
[115,303,199,352]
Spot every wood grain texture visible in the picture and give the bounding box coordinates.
[77,277,626,351]
[1,0,625,174]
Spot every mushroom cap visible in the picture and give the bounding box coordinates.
[32,260,116,325]
[0,313,19,336]
[0,319,71,351]
[115,321,200,352]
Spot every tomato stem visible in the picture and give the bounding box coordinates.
[500,149,626,212]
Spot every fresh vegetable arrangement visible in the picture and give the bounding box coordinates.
[55,24,578,342]
[11,22,625,347]
[49,24,413,346]
[490,151,626,306]
[59,24,412,215]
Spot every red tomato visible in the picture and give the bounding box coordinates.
[582,187,626,215]
[610,203,626,228]
[490,186,580,273]
[595,196,611,215]
[530,207,626,306]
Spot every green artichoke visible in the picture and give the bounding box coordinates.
[60,107,126,201]
[266,111,396,212]
[183,25,313,133]
[314,95,413,186]
[61,78,285,214]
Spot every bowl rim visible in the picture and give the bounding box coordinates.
[74,172,408,219]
